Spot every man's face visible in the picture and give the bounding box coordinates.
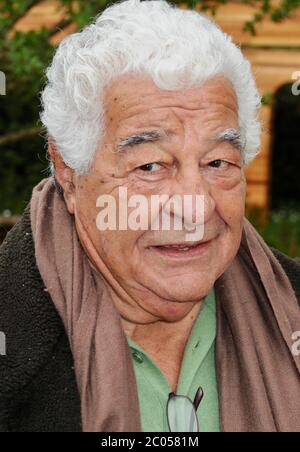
[72,74,246,321]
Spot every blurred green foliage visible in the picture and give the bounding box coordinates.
[247,208,300,257]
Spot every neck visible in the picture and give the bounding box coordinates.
[122,299,204,345]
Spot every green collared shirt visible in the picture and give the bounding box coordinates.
[126,287,220,432]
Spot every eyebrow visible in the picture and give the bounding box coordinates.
[215,128,245,152]
[117,127,244,154]
[117,130,169,153]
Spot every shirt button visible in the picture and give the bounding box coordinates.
[193,340,200,350]
[132,351,144,364]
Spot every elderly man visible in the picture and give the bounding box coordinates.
[0,0,299,433]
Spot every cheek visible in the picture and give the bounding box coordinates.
[95,229,144,280]
[76,192,99,233]
[211,179,246,230]
[75,182,112,252]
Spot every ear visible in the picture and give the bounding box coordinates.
[48,137,76,215]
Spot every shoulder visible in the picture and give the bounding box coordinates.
[0,206,81,431]
[0,205,64,395]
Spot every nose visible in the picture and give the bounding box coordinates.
[165,162,216,227]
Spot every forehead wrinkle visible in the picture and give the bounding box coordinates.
[110,87,237,128]
[106,75,238,131]
[167,101,238,132]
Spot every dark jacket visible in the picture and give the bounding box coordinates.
[0,206,299,432]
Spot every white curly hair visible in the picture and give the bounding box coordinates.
[40,0,262,175]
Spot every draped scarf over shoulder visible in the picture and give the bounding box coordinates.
[30,178,300,432]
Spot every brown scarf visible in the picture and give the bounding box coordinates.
[30,177,300,432]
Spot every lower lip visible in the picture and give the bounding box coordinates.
[148,240,213,258]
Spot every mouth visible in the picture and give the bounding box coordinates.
[147,238,214,258]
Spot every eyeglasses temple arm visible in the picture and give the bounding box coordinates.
[193,386,204,411]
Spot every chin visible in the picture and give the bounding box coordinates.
[147,297,200,321]
[151,276,214,304]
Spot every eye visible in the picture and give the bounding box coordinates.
[208,159,230,169]
[137,162,162,172]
